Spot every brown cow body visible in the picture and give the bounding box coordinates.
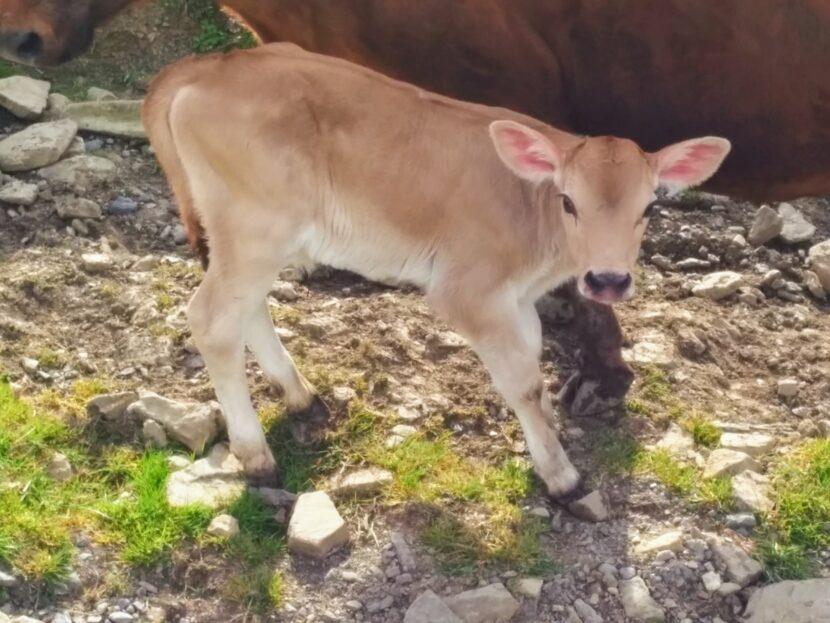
[1,0,828,200]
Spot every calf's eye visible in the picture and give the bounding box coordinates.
[643,201,659,219]
[561,194,577,217]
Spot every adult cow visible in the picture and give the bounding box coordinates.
[1,0,827,415]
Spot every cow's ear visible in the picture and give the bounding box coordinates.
[489,120,562,184]
[651,137,731,194]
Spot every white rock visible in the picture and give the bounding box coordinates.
[778,203,816,244]
[86,86,117,102]
[808,239,830,292]
[38,154,117,191]
[127,391,222,454]
[528,506,550,519]
[391,530,417,572]
[777,378,800,398]
[619,577,665,622]
[568,490,609,522]
[719,432,774,457]
[287,491,349,557]
[166,455,191,471]
[0,119,77,171]
[0,180,38,206]
[404,590,462,623]
[166,444,245,508]
[692,271,744,301]
[444,583,520,623]
[47,452,73,482]
[81,252,114,274]
[64,99,145,139]
[328,467,393,497]
[87,391,139,421]
[744,578,830,623]
[142,419,168,448]
[108,612,134,623]
[717,582,741,596]
[708,537,763,587]
[207,513,240,538]
[331,385,357,407]
[748,205,783,246]
[636,530,684,555]
[731,470,773,513]
[514,577,543,600]
[573,599,603,623]
[701,570,723,592]
[623,332,676,368]
[392,424,417,438]
[702,449,760,479]
[802,270,826,300]
[0,569,18,587]
[0,75,51,119]
[655,423,694,455]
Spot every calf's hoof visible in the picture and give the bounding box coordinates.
[237,448,281,488]
[287,395,332,446]
[557,367,633,419]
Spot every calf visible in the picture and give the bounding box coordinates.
[143,43,730,498]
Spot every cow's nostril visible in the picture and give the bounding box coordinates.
[585,271,603,292]
[16,32,43,60]
[585,271,631,293]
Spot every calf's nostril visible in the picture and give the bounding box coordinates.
[16,32,43,60]
[585,271,631,293]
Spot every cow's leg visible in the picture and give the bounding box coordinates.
[246,302,330,445]
[442,293,581,498]
[187,264,278,484]
[556,282,633,418]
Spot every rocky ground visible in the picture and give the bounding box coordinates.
[0,58,829,623]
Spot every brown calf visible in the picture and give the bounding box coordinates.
[142,43,730,498]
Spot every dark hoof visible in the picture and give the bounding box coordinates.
[549,479,590,507]
[246,466,282,489]
[287,395,331,446]
[557,369,632,419]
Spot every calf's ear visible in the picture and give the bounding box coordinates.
[489,120,562,184]
[651,137,731,194]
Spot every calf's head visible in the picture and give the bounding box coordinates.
[490,120,730,304]
[0,0,136,66]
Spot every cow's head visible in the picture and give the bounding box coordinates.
[0,0,137,66]
[489,120,730,304]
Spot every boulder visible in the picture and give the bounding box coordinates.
[719,432,774,457]
[287,491,349,557]
[127,391,222,454]
[744,578,830,623]
[64,100,146,139]
[38,155,117,191]
[731,470,773,513]
[702,449,760,479]
[444,583,521,623]
[0,75,51,119]
[166,443,246,508]
[0,119,77,171]
[709,537,763,587]
[328,467,393,497]
[778,203,815,243]
[404,590,463,623]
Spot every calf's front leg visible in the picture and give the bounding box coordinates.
[445,296,581,498]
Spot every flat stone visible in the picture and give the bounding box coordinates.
[87,86,117,102]
[142,419,168,448]
[718,582,742,596]
[747,204,783,246]
[655,423,694,455]
[568,490,609,522]
[0,119,77,171]
[744,578,830,623]
[719,432,774,457]
[623,332,676,368]
[0,180,38,206]
[404,590,462,623]
[809,239,830,292]
[391,531,417,572]
[619,577,665,622]
[38,154,117,191]
[709,537,763,587]
[777,377,800,398]
[778,203,816,244]
[166,443,246,508]
[47,452,73,482]
[207,513,240,538]
[514,577,543,600]
[444,583,520,623]
[56,197,102,219]
[636,530,684,556]
[287,491,349,557]
[81,253,114,274]
[329,467,393,497]
[127,391,222,454]
[692,271,744,301]
[702,449,760,479]
[86,391,139,422]
[65,100,146,139]
[732,470,773,513]
[0,76,50,119]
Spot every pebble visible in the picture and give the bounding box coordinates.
[636,530,684,555]
[747,204,783,245]
[81,253,114,274]
[777,378,800,398]
[778,203,816,244]
[444,583,520,623]
[513,577,543,600]
[403,590,462,623]
[568,490,609,522]
[701,570,723,592]
[287,491,349,557]
[619,577,665,622]
[207,513,240,538]
[692,271,744,300]
[47,452,73,482]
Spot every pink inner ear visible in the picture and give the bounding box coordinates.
[502,128,556,173]
[661,142,723,181]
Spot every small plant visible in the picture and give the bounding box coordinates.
[682,414,721,448]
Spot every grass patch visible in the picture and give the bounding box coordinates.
[681,415,721,448]
[163,0,257,53]
[758,439,830,580]
[100,452,212,565]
